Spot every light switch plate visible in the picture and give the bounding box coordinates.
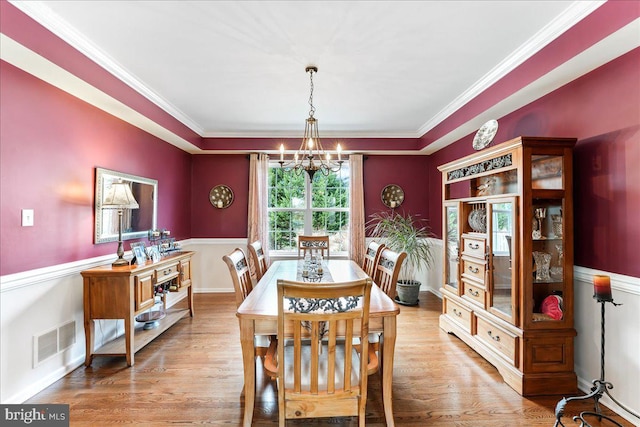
[22,209,34,226]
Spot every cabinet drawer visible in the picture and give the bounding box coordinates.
[476,317,517,363]
[462,281,486,308]
[444,297,472,333]
[462,236,486,259]
[461,257,486,283]
[156,262,180,284]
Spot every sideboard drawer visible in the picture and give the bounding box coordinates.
[462,236,486,259]
[461,257,486,283]
[462,281,486,308]
[156,262,180,284]
[444,297,472,333]
[476,317,517,363]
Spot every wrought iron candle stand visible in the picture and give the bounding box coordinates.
[554,293,639,427]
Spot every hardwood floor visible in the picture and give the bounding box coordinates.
[26,292,633,426]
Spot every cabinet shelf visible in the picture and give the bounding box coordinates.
[94,307,190,356]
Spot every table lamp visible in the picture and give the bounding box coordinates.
[102,180,139,266]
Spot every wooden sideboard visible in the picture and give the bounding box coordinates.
[81,251,194,367]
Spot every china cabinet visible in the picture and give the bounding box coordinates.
[438,136,577,396]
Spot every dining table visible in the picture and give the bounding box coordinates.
[236,259,400,426]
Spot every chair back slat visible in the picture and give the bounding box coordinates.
[297,235,330,259]
[222,248,253,308]
[277,278,372,425]
[374,248,407,300]
[362,241,385,278]
[248,240,268,281]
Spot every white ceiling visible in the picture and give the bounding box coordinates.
[8,0,635,154]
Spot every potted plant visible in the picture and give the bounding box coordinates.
[366,210,435,305]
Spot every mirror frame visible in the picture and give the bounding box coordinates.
[94,167,158,244]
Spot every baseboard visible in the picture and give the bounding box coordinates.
[4,355,85,404]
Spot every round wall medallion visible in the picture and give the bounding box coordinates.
[209,185,234,209]
[381,184,404,209]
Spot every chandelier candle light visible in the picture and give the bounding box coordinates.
[279,66,344,179]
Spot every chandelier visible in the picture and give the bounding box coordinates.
[279,66,343,179]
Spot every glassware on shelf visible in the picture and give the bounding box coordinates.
[533,207,546,239]
[550,244,564,279]
[533,251,552,282]
[551,213,563,238]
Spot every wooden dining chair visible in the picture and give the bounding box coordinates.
[223,248,277,375]
[362,241,385,278]
[297,235,330,259]
[247,240,268,281]
[373,248,407,301]
[276,278,372,426]
[222,248,254,308]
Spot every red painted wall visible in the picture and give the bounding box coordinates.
[363,155,432,232]
[429,48,640,277]
[190,155,250,238]
[0,61,192,275]
[188,154,432,238]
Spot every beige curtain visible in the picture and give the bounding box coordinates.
[349,154,365,265]
[247,153,270,270]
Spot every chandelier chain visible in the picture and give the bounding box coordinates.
[308,68,315,118]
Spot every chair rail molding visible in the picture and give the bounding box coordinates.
[574,266,640,296]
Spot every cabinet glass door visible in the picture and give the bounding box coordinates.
[443,202,460,294]
[488,197,517,324]
[530,198,566,325]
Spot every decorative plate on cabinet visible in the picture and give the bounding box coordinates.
[472,120,499,150]
[381,184,404,209]
[209,185,234,209]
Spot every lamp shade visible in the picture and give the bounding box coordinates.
[102,181,139,209]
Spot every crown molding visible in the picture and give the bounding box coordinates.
[8,0,204,136]
[422,17,640,154]
[417,1,606,137]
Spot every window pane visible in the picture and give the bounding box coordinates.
[311,165,350,208]
[268,211,305,250]
[312,211,349,252]
[269,167,305,208]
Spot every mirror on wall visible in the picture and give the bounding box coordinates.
[94,168,158,244]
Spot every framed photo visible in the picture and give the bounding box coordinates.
[130,242,147,265]
[146,245,161,263]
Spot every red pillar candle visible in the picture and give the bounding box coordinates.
[593,275,613,302]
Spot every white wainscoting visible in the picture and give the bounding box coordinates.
[1,238,638,425]
[0,238,243,404]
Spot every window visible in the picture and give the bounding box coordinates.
[268,162,350,255]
